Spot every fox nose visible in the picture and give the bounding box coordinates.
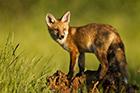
[57,33,65,39]
[60,35,64,39]
[58,35,64,40]
[58,35,64,39]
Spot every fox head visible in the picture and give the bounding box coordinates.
[46,11,71,44]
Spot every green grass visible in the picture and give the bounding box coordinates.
[0,34,55,93]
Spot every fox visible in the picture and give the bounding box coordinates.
[45,11,128,83]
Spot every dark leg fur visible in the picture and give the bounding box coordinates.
[77,53,85,76]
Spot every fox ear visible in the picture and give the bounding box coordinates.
[46,13,56,26]
[61,11,71,23]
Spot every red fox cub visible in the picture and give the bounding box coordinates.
[45,11,128,83]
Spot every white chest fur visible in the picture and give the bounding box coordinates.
[56,31,69,51]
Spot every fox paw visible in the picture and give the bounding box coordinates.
[67,72,73,80]
[76,72,84,77]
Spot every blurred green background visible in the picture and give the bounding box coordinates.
[0,0,140,83]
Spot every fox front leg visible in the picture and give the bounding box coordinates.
[76,53,85,76]
[67,51,79,80]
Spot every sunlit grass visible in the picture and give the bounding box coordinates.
[0,34,56,93]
